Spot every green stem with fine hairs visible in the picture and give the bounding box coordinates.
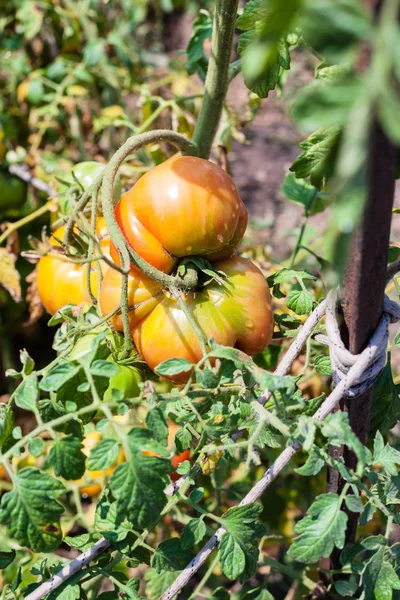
[191,0,240,159]
[100,130,198,357]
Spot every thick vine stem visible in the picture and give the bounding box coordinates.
[190,0,240,158]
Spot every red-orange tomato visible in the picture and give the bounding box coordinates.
[170,449,191,482]
[37,217,109,315]
[100,256,274,382]
[110,155,248,274]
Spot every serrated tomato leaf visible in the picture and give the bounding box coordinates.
[49,436,86,479]
[0,467,65,552]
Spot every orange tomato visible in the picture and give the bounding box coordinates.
[74,431,124,498]
[110,155,248,274]
[37,217,110,315]
[100,256,273,382]
[170,449,191,482]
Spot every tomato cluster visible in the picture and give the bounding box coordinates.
[37,155,273,381]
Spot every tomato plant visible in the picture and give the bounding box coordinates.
[2,1,400,599]
[110,154,248,273]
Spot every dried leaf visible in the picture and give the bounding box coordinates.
[0,248,21,302]
[25,268,44,325]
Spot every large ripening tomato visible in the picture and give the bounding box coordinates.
[100,256,274,382]
[37,217,109,315]
[110,155,248,273]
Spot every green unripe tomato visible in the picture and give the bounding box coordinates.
[104,357,142,402]
[0,170,27,212]
[67,331,111,362]
[68,161,121,204]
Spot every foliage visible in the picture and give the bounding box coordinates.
[0,0,400,599]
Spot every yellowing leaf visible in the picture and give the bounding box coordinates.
[17,80,29,103]
[199,449,223,475]
[0,248,21,302]
[101,105,125,118]
[66,85,88,97]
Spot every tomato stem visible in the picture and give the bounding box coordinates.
[190,0,240,159]
[0,199,58,246]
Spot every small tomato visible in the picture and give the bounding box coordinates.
[37,217,109,315]
[170,449,191,482]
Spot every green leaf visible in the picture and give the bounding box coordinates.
[219,533,246,579]
[144,569,178,600]
[221,504,264,546]
[186,10,213,81]
[334,580,359,597]
[175,428,192,453]
[241,588,274,600]
[152,538,194,573]
[281,173,317,211]
[290,125,341,190]
[267,268,317,286]
[20,349,35,376]
[239,0,300,98]
[13,373,38,412]
[388,246,400,263]
[87,439,120,471]
[374,562,400,600]
[40,363,81,392]
[288,493,348,563]
[49,436,86,480]
[373,431,400,476]
[146,407,168,446]
[27,80,44,105]
[155,358,192,377]
[0,550,16,568]
[91,360,119,378]
[95,496,134,542]
[362,547,400,600]
[299,0,370,65]
[370,359,400,436]
[0,404,15,453]
[295,448,325,476]
[84,40,105,66]
[181,518,206,550]
[321,412,366,472]
[314,355,332,376]
[28,437,45,458]
[65,532,102,552]
[0,467,65,552]
[287,290,314,315]
[106,428,172,530]
[49,583,80,600]
[291,72,364,134]
[344,494,364,513]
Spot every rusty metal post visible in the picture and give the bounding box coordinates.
[339,120,397,540]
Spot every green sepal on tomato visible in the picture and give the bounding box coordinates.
[67,331,142,402]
